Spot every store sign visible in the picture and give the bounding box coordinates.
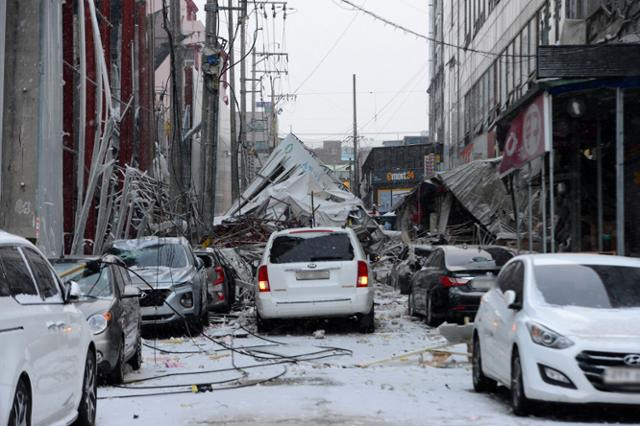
[499,94,550,177]
[386,170,415,182]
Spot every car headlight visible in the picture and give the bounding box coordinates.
[87,311,111,335]
[527,322,573,349]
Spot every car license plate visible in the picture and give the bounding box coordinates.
[603,367,640,385]
[295,270,330,280]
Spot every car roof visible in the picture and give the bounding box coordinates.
[271,227,352,237]
[110,236,187,248]
[0,229,37,248]
[518,253,640,267]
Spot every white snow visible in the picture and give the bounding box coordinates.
[96,283,639,425]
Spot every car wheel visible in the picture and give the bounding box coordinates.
[425,292,443,327]
[511,349,531,416]
[256,312,273,334]
[109,338,126,384]
[129,335,143,371]
[74,349,97,426]
[408,292,416,316]
[358,305,375,334]
[472,335,497,393]
[8,377,31,426]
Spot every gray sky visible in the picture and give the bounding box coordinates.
[196,0,430,147]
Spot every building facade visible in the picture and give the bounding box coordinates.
[429,0,640,255]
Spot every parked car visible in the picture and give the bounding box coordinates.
[0,231,97,426]
[408,245,514,326]
[194,248,236,313]
[105,237,209,331]
[389,244,434,294]
[49,255,143,384]
[255,227,375,333]
[473,254,640,415]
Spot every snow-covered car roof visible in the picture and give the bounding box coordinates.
[0,229,36,248]
[109,236,189,249]
[523,253,640,267]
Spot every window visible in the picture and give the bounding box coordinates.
[0,246,38,299]
[270,233,354,264]
[426,250,445,269]
[0,260,10,297]
[112,243,188,268]
[498,261,524,302]
[23,248,60,300]
[534,264,640,308]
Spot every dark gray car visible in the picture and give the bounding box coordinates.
[50,255,143,384]
[105,237,209,331]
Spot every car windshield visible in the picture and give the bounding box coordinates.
[270,232,354,264]
[534,264,640,308]
[114,244,188,268]
[54,262,113,299]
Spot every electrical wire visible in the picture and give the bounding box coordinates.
[339,0,536,58]
[291,0,367,95]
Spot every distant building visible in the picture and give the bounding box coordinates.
[313,141,347,165]
[361,143,443,213]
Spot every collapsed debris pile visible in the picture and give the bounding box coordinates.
[206,134,390,255]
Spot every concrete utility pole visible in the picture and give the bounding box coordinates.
[167,0,185,203]
[228,0,240,201]
[201,0,220,230]
[352,74,360,198]
[239,0,248,190]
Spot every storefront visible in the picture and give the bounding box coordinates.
[497,44,640,255]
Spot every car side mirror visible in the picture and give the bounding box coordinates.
[196,257,205,270]
[504,290,521,310]
[122,286,141,299]
[63,280,80,303]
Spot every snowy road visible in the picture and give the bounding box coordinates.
[96,284,640,426]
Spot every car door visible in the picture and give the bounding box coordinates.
[415,250,443,314]
[483,260,523,383]
[478,261,515,378]
[0,246,69,424]
[115,265,140,358]
[22,248,83,417]
[493,260,524,380]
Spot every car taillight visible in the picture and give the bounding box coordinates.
[439,276,467,288]
[357,261,369,288]
[258,265,270,292]
[214,266,225,285]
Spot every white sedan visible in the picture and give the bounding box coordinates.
[473,254,640,415]
[0,231,97,426]
[255,227,375,333]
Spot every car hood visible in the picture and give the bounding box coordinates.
[129,266,194,289]
[74,299,115,318]
[535,305,640,339]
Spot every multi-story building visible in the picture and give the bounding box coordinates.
[429,0,640,254]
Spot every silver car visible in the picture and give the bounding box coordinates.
[106,237,209,331]
[50,255,142,384]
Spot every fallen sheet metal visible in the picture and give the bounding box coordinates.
[222,134,367,228]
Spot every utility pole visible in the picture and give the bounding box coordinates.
[239,0,248,190]
[352,74,360,198]
[228,0,239,201]
[201,0,220,231]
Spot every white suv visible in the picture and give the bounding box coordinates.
[255,227,374,333]
[473,254,640,415]
[0,231,97,426]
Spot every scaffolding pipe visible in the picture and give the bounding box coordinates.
[76,0,87,228]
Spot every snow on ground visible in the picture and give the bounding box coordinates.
[97,284,640,426]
